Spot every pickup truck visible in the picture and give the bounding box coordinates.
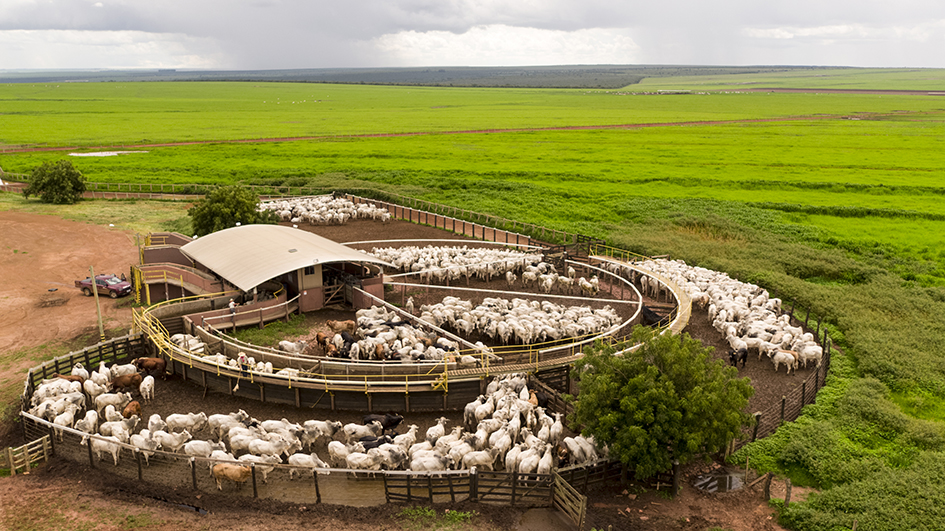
[75,274,132,299]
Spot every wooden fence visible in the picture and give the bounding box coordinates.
[737,346,832,452]
[384,470,472,504]
[21,335,148,417]
[3,436,52,475]
[343,192,586,247]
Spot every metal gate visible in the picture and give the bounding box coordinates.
[552,471,587,530]
[324,284,345,305]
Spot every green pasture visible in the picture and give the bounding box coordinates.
[2,72,945,529]
[2,81,945,147]
[637,67,945,91]
[4,114,944,290]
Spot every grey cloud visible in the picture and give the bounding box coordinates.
[1,0,943,68]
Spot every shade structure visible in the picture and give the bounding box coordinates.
[180,224,390,292]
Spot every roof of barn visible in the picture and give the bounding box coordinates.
[179,224,389,292]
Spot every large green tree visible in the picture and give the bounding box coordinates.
[571,327,754,478]
[188,185,277,236]
[23,160,86,204]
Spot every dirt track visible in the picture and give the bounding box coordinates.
[0,209,798,531]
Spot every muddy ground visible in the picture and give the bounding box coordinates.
[0,211,803,531]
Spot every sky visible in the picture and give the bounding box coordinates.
[1,0,944,70]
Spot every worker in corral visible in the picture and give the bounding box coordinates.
[237,352,250,377]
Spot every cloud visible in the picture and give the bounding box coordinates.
[372,24,640,66]
[743,21,945,42]
[0,29,223,69]
[0,0,943,68]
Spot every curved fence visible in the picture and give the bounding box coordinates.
[127,245,657,411]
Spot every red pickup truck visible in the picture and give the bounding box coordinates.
[75,274,132,299]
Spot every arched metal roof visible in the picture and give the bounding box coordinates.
[180,225,390,292]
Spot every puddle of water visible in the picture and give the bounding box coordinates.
[172,502,209,515]
[692,473,744,493]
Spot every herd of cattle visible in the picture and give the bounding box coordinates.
[257,196,391,225]
[27,360,602,491]
[624,258,824,374]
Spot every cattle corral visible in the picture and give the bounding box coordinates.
[13,205,830,531]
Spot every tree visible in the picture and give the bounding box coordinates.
[188,185,278,236]
[570,327,754,479]
[23,160,86,204]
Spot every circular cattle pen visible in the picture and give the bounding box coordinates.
[17,196,832,522]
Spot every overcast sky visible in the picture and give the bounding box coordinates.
[1,0,944,70]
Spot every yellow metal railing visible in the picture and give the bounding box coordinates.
[144,233,169,247]
[588,253,692,337]
[588,243,652,264]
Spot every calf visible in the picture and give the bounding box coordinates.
[87,435,122,465]
[165,412,208,433]
[95,392,132,415]
[327,319,356,334]
[362,413,404,435]
[728,347,748,368]
[53,373,85,384]
[212,463,252,491]
[110,373,143,394]
[139,376,155,404]
[122,400,142,419]
[133,357,167,379]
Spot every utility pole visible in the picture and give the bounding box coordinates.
[90,265,106,342]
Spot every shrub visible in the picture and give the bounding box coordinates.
[22,160,86,204]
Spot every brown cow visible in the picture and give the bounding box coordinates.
[110,373,143,393]
[54,373,85,384]
[315,332,329,349]
[212,463,252,491]
[122,400,141,419]
[326,319,356,334]
[133,357,167,379]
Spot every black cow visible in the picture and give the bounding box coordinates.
[358,435,393,450]
[729,347,748,368]
[640,305,663,327]
[362,413,404,435]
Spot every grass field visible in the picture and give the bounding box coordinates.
[2,69,945,530]
[638,67,945,91]
[2,81,945,147]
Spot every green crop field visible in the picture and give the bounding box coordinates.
[637,67,945,91]
[2,81,944,146]
[2,68,945,530]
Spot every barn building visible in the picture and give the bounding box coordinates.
[136,225,389,314]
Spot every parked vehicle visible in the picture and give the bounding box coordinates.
[75,274,132,299]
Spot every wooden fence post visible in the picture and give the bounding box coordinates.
[6,447,15,476]
[470,467,478,502]
[752,412,762,441]
[86,436,95,468]
[190,457,198,490]
[672,460,680,497]
[251,463,258,498]
[785,478,792,507]
[511,471,518,505]
[780,396,786,424]
[763,473,773,500]
[314,469,322,503]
